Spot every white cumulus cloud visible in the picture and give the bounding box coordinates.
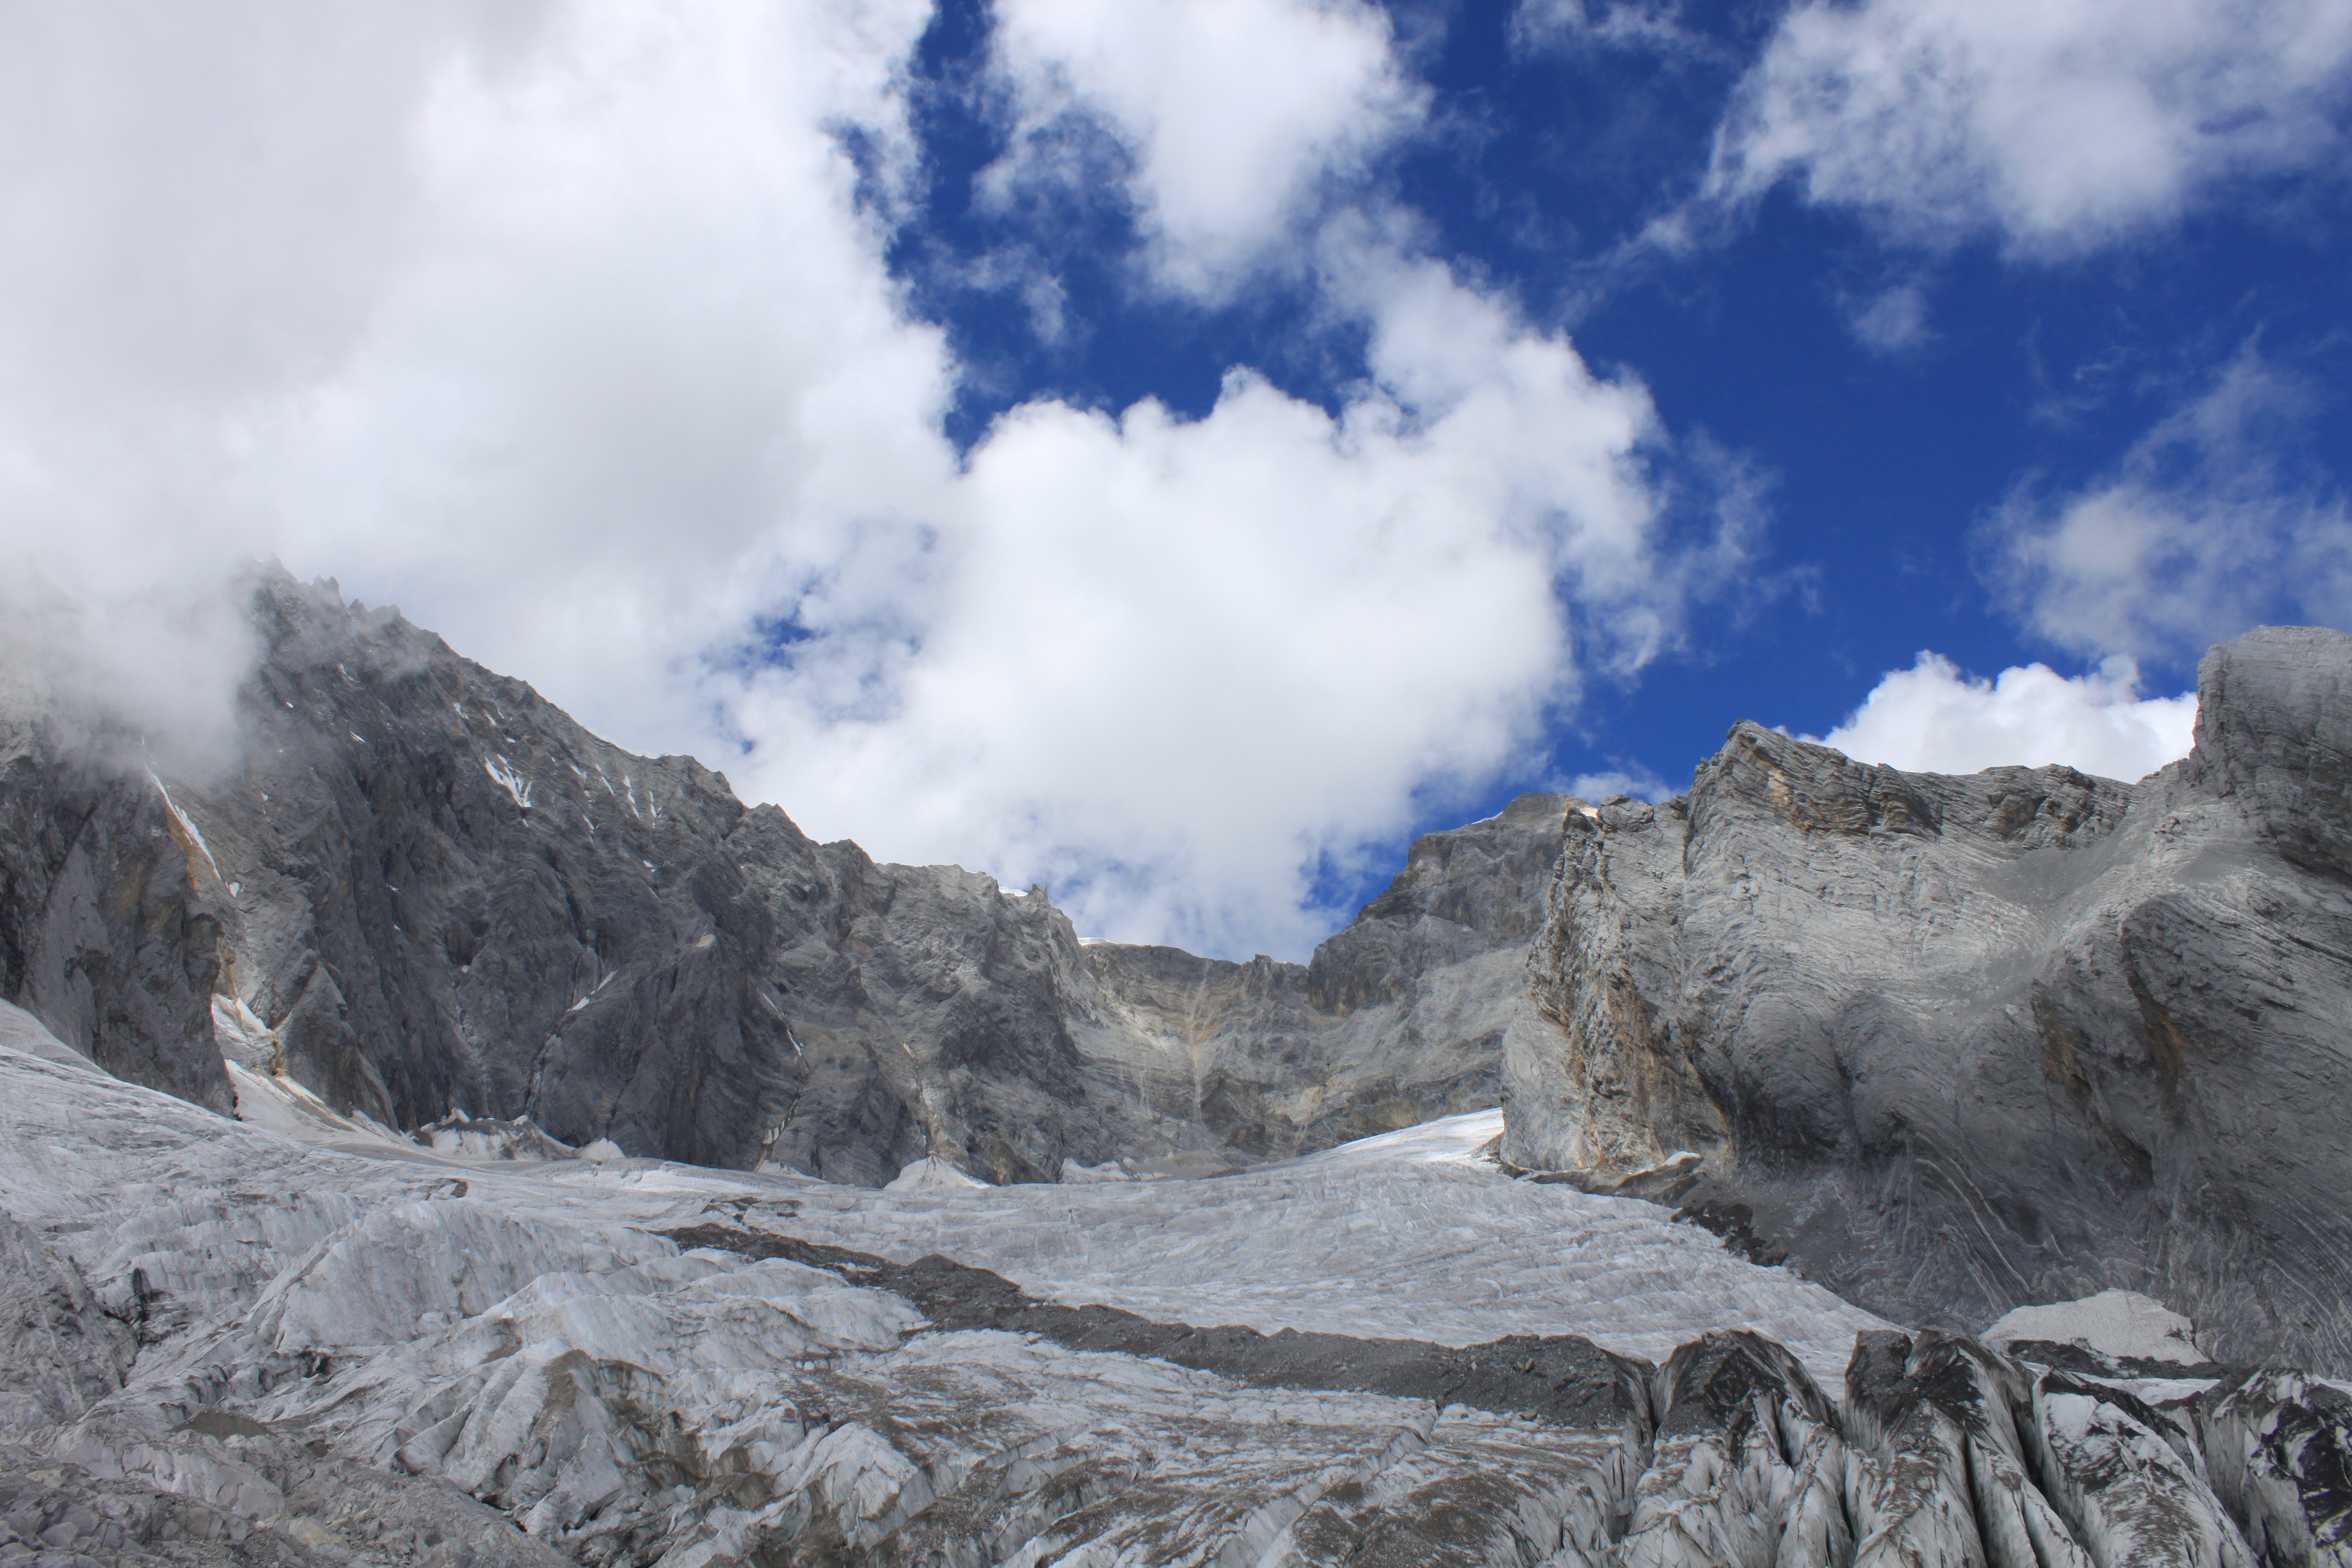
[985,0,1426,295]
[1711,0,2352,253]
[729,249,1737,957]
[1815,652,2196,781]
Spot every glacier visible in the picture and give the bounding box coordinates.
[5,1000,2348,1567]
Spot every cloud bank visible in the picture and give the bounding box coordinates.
[1817,653,2196,781]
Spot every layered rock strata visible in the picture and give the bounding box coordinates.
[1504,625,2352,1374]
[0,569,1558,1183]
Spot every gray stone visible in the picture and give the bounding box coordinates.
[1503,625,2352,1374]
[1071,789,1569,1163]
[0,727,234,1116]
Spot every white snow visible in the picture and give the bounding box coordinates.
[567,975,617,1013]
[0,998,94,1069]
[483,755,533,808]
[748,1111,1891,1380]
[226,1059,403,1146]
[146,769,222,883]
[882,1157,989,1192]
[210,994,279,1071]
[1986,1288,2212,1367]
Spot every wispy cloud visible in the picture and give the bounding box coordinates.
[1510,0,1726,62]
[1707,0,2352,254]
[1554,763,1677,802]
[1840,281,1935,356]
[1987,351,2352,662]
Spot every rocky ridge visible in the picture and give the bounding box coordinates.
[1503,625,2352,1376]
[0,570,1557,1185]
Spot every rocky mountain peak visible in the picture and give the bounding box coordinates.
[2186,623,2352,876]
[6,597,2351,1564]
[3,572,1556,1187]
[1507,622,2352,1374]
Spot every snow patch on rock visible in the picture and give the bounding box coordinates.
[1987,1288,2214,1369]
[882,1156,989,1192]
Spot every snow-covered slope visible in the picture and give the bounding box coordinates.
[765,1110,1887,1383]
[5,1012,2345,1567]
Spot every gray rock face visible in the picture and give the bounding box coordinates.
[0,728,235,1116]
[1504,625,2352,1373]
[1,571,1554,1183]
[1074,790,1569,1163]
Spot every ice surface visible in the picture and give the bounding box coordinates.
[0,1038,1667,1563]
[3,1025,2333,1565]
[731,1110,1894,1382]
[1985,1288,2213,1367]
[0,998,95,1070]
[0,1034,1883,1387]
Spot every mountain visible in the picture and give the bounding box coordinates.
[0,568,1552,1184]
[1503,625,2352,1374]
[5,581,2351,1564]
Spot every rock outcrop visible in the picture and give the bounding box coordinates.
[0,725,236,1117]
[0,569,1558,1183]
[1504,625,2352,1374]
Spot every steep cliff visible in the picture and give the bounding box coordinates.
[1,570,1555,1183]
[1076,789,1568,1163]
[0,721,236,1117]
[1504,625,2352,1373]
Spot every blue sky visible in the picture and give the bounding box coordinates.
[4,0,2349,957]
